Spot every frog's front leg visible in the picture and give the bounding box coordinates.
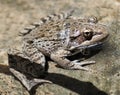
[50,49,95,71]
[8,49,51,91]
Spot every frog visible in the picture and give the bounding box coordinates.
[8,10,109,91]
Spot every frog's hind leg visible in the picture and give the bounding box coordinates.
[22,42,47,67]
[8,49,51,91]
[10,68,51,91]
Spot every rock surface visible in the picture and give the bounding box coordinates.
[0,0,120,95]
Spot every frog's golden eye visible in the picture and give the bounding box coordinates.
[83,28,93,40]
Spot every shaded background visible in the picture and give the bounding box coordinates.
[0,0,120,95]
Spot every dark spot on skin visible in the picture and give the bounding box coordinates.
[45,29,50,31]
[116,73,120,76]
[46,44,50,46]
[64,23,70,28]
[53,43,57,45]
[41,18,47,23]
[27,40,33,44]
[41,45,45,47]
[56,27,61,31]
[41,34,45,37]
[39,29,43,31]
[49,22,54,25]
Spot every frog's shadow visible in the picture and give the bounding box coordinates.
[48,73,107,95]
[29,72,108,95]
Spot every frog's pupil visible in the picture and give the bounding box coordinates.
[84,31,93,40]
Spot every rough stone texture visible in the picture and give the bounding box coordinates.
[0,0,120,95]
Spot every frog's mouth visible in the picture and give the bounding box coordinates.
[67,42,103,56]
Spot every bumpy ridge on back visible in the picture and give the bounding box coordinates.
[19,10,74,36]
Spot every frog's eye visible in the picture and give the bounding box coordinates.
[88,16,98,24]
[83,28,93,40]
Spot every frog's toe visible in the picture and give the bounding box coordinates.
[70,60,95,71]
[76,60,95,65]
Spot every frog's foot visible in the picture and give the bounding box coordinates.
[10,68,52,91]
[70,60,95,71]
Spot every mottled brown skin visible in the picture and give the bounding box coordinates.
[8,11,109,91]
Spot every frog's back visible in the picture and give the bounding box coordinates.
[20,10,74,39]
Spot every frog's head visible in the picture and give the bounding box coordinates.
[67,21,109,55]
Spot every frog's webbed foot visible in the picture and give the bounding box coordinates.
[70,60,95,71]
[10,68,52,91]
